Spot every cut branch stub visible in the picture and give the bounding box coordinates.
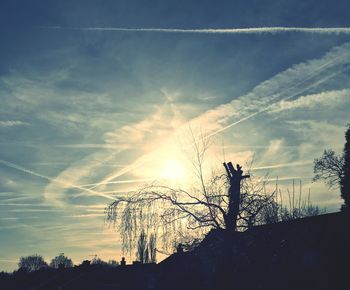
[224,162,250,181]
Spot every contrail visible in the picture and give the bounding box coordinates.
[206,61,348,139]
[88,58,347,189]
[80,178,153,188]
[0,160,116,201]
[263,176,313,182]
[251,161,313,171]
[88,152,154,190]
[38,26,350,35]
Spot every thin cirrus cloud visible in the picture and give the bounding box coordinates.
[251,160,313,171]
[0,159,117,202]
[204,51,350,138]
[39,26,350,35]
[86,41,350,190]
[3,32,349,209]
[0,120,29,127]
[268,89,350,113]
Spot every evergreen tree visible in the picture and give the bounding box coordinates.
[340,125,350,211]
[314,124,350,211]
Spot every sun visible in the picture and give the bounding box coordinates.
[160,159,187,181]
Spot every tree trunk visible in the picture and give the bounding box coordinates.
[223,162,249,232]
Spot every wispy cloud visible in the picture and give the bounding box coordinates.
[205,65,349,139]
[64,213,105,218]
[269,89,350,113]
[55,144,124,149]
[39,26,350,35]
[263,176,313,182]
[80,178,153,188]
[0,259,18,263]
[90,41,350,188]
[0,217,40,220]
[0,160,117,204]
[0,120,29,127]
[251,160,313,171]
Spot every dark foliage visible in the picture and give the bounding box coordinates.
[49,253,73,269]
[340,125,350,211]
[18,254,48,272]
[314,124,350,211]
[313,149,344,189]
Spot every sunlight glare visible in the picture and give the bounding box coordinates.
[160,159,186,181]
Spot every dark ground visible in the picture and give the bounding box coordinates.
[1,212,349,290]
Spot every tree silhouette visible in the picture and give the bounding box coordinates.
[18,254,48,272]
[106,132,275,254]
[91,256,108,265]
[108,259,119,267]
[149,233,157,263]
[223,162,250,231]
[49,253,73,269]
[313,149,344,189]
[313,125,350,211]
[136,230,149,263]
[340,125,350,210]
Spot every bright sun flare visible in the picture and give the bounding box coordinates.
[160,159,186,181]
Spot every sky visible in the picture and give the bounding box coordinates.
[1,0,350,271]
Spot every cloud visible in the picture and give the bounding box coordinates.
[55,144,124,149]
[64,213,105,218]
[5,32,348,213]
[79,178,153,187]
[0,159,117,205]
[251,160,313,171]
[202,44,350,138]
[39,26,350,35]
[86,41,350,191]
[269,89,350,113]
[263,176,313,182]
[0,120,29,127]
[0,259,18,263]
[43,99,187,198]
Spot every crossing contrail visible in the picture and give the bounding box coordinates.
[0,160,116,201]
[38,26,350,35]
[86,43,350,189]
[79,178,153,188]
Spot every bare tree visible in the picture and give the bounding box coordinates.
[49,253,73,269]
[106,133,276,255]
[91,256,108,265]
[18,254,48,272]
[261,180,325,223]
[313,149,344,189]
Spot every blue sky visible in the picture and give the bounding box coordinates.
[1,0,350,271]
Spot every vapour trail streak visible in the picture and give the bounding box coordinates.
[251,161,313,170]
[39,26,350,35]
[89,59,347,189]
[206,62,349,139]
[263,176,313,182]
[0,160,116,201]
[206,74,336,138]
[88,152,154,190]
[80,178,153,188]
